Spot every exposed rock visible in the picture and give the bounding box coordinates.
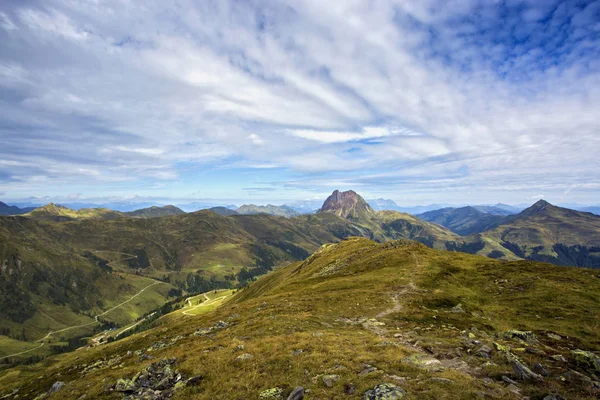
[550,354,567,363]
[358,364,378,376]
[430,377,453,384]
[501,376,518,385]
[533,362,550,377]
[526,347,546,356]
[511,357,544,381]
[344,383,356,395]
[571,349,600,373]
[321,374,340,388]
[259,387,284,399]
[287,386,304,400]
[193,320,230,336]
[502,330,537,343]
[543,394,566,400]
[363,383,406,400]
[402,354,443,371]
[109,358,185,399]
[319,190,374,219]
[48,381,65,395]
[546,333,562,341]
[451,303,465,313]
[506,383,520,394]
[234,353,254,361]
[114,378,136,393]
[473,345,492,358]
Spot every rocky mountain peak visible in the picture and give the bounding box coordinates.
[319,190,374,219]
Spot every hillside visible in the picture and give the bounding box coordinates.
[1,238,599,399]
[125,205,186,218]
[477,200,600,267]
[418,206,507,235]
[208,207,239,216]
[25,203,124,221]
[4,192,600,364]
[236,204,300,218]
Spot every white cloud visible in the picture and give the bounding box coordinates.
[0,0,599,204]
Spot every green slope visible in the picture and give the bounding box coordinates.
[2,238,599,399]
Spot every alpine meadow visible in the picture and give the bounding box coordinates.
[1,1,600,400]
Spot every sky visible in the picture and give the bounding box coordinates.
[0,0,599,206]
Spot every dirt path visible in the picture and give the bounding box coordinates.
[0,280,162,361]
[181,293,229,316]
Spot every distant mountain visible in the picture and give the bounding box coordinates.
[236,204,299,218]
[418,206,507,236]
[176,202,238,213]
[319,190,375,220]
[471,205,517,216]
[580,206,600,215]
[492,203,523,213]
[125,205,185,218]
[367,198,400,211]
[476,200,600,267]
[0,201,36,215]
[283,200,322,214]
[208,206,239,216]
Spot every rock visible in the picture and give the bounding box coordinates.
[235,353,254,361]
[187,375,204,385]
[571,349,600,373]
[506,383,520,394]
[358,364,378,376]
[511,357,544,381]
[259,387,284,399]
[114,378,136,392]
[110,357,184,399]
[546,333,562,341]
[502,330,537,343]
[501,376,518,385]
[543,394,566,400]
[363,383,407,400]
[550,354,567,363]
[287,386,304,400]
[344,383,356,395]
[235,344,245,351]
[451,303,465,313]
[402,354,443,371]
[526,347,546,356]
[321,374,340,388]
[430,377,453,384]
[48,381,65,394]
[474,345,492,358]
[533,362,550,377]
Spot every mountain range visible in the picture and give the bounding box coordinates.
[1,190,600,373]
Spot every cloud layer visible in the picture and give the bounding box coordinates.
[0,0,599,204]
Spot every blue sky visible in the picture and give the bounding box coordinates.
[0,0,599,206]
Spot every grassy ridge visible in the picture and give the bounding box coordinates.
[2,238,598,399]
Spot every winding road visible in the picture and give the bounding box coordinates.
[0,279,163,361]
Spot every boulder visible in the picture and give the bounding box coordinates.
[235,353,254,361]
[287,386,304,400]
[363,383,406,400]
[571,349,600,373]
[259,387,284,399]
[321,374,340,388]
[48,381,65,395]
[473,345,492,358]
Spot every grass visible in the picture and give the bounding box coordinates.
[2,237,599,399]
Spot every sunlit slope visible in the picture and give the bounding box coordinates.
[2,238,598,399]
